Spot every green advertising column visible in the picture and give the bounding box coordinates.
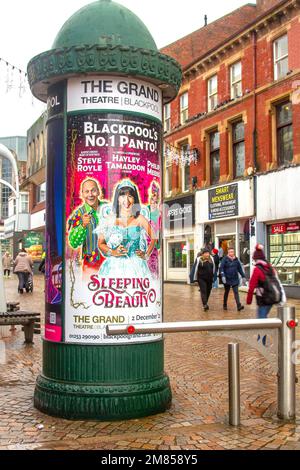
[27,0,182,420]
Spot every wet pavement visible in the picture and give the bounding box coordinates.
[1,275,300,450]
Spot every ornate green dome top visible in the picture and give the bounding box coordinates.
[27,0,182,103]
[53,0,158,51]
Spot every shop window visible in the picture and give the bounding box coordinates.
[276,101,293,166]
[204,224,215,249]
[239,219,250,280]
[208,75,218,112]
[210,131,220,185]
[180,92,188,125]
[268,223,300,286]
[169,242,187,269]
[164,103,171,133]
[230,61,242,99]
[274,34,288,80]
[232,121,245,178]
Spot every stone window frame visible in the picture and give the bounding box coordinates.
[273,33,289,81]
[207,74,218,113]
[230,61,242,100]
[180,92,189,125]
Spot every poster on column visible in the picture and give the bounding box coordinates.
[65,77,163,344]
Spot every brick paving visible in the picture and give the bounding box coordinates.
[1,275,300,450]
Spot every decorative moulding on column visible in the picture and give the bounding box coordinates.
[28,45,182,104]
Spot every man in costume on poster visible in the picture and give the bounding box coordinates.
[68,178,105,271]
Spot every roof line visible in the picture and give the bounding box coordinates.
[183,0,290,72]
[160,3,257,51]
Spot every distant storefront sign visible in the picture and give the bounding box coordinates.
[23,232,44,261]
[209,184,238,220]
[164,195,194,231]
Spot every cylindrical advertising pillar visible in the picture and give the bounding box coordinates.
[27,0,181,420]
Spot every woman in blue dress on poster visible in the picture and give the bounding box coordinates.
[96,179,157,278]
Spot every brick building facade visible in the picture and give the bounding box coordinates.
[161,0,300,297]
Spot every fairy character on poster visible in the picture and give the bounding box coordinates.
[95,179,158,279]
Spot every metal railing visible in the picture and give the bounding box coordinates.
[107,306,298,424]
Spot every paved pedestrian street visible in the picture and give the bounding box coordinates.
[1,275,300,451]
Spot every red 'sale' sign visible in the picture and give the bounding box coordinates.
[272,222,300,234]
[272,224,287,234]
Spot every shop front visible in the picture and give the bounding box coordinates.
[257,166,300,298]
[164,195,195,282]
[195,179,254,279]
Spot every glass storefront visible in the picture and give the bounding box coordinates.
[168,239,195,271]
[268,222,300,286]
[168,241,187,269]
[239,219,250,279]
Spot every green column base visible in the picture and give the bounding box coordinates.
[34,374,171,420]
[34,339,172,420]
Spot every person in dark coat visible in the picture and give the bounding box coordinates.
[212,248,220,288]
[197,248,214,311]
[220,247,246,312]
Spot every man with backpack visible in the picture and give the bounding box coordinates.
[247,244,286,344]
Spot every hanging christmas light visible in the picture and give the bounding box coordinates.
[164,142,199,166]
[0,57,30,99]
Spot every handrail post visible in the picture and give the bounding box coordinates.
[228,342,241,426]
[277,306,297,421]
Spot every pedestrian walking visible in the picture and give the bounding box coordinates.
[246,244,286,345]
[13,249,33,294]
[211,248,220,288]
[189,251,201,285]
[2,252,12,278]
[197,248,214,311]
[220,247,246,312]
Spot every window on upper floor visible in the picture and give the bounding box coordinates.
[180,92,189,125]
[208,75,218,112]
[180,141,191,193]
[230,61,242,100]
[210,131,220,185]
[276,101,293,166]
[165,156,173,196]
[21,193,29,213]
[232,121,245,178]
[36,182,46,204]
[274,34,288,80]
[164,103,171,133]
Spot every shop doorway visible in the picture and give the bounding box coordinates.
[217,236,236,260]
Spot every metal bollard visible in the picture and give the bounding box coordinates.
[228,342,241,426]
[277,306,297,421]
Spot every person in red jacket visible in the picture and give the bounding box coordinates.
[247,244,286,345]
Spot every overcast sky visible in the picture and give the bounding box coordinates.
[0,0,248,137]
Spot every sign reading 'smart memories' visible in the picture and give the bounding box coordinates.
[209,184,238,220]
[67,76,162,122]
